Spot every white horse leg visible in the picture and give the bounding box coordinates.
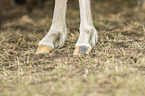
[73,0,97,55]
[36,0,68,54]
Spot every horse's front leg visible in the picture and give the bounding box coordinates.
[73,0,98,55]
[36,0,68,54]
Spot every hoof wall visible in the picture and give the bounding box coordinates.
[36,45,52,54]
[73,46,91,55]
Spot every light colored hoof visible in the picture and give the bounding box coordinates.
[73,46,91,55]
[36,45,52,54]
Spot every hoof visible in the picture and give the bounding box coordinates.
[73,46,91,55]
[36,45,52,54]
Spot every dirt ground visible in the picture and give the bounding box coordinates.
[0,0,145,96]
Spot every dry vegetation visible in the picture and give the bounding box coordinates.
[0,0,145,96]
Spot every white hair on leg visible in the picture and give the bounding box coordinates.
[36,0,67,54]
[74,0,97,55]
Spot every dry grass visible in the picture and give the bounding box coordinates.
[0,0,145,96]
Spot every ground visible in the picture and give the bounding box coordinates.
[0,0,145,96]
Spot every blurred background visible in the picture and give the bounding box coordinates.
[0,0,141,27]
